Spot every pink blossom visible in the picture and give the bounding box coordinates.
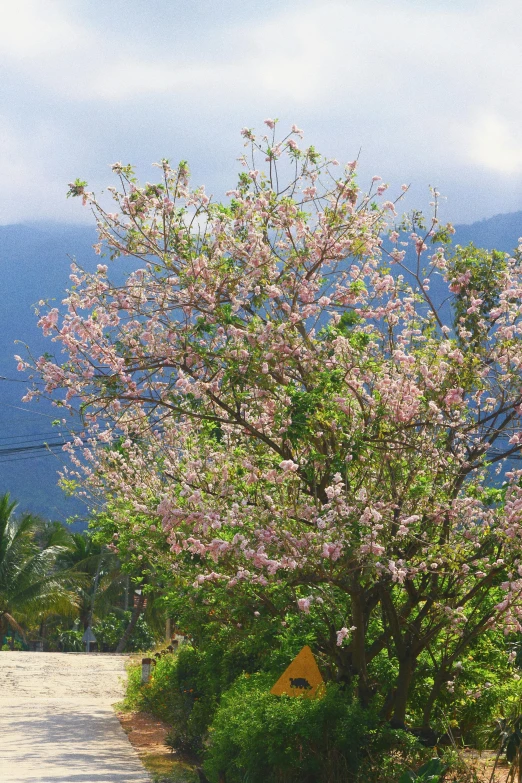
[360,543,386,556]
[444,388,464,407]
[297,597,311,613]
[322,542,342,561]
[336,626,356,646]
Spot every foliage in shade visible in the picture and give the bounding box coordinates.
[94,610,156,652]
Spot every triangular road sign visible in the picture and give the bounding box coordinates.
[82,626,97,644]
[270,645,324,698]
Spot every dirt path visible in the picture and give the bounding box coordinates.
[0,651,151,783]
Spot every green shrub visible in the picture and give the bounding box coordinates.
[123,644,430,780]
[123,658,143,711]
[203,674,426,783]
[124,639,290,755]
[57,629,83,652]
[93,611,157,652]
[397,757,446,783]
[410,632,522,746]
[124,648,217,754]
[1,640,24,651]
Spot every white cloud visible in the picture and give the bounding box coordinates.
[1,0,522,222]
[0,0,82,59]
[5,0,521,125]
[0,118,36,188]
[467,114,522,174]
[88,61,225,101]
[0,116,89,224]
[62,0,522,160]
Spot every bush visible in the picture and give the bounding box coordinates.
[203,674,427,783]
[1,639,24,651]
[94,611,157,652]
[122,638,432,779]
[407,631,522,747]
[123,634,298,755]
[57,629,83,652]
[124,648,217,754]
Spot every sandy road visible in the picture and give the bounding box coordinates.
[0,651,151,783]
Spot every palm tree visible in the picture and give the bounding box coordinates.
[0,494,78,647]
[57,532,127,629]
[60,534,163,651]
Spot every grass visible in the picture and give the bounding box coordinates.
[141,753,198,783]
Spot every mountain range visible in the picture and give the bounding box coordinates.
[0,212,521,522]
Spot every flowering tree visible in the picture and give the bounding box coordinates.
[20,121,522,728]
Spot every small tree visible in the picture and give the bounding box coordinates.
[21,121,522,727]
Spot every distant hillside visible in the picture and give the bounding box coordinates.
[454,211,522,252]
[0,223,97,525]
[0,212,520,521]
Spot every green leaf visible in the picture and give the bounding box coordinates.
[66,178,88,198]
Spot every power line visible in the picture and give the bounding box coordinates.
[0,432,65,445]
[0,402,64,419]
[0,452,66,465]
[0,376,35,383]
[0,440,68,457]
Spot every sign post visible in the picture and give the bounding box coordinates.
[141,658,152,683]
[82,626,97,653]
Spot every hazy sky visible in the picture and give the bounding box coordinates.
[1,0,521,225]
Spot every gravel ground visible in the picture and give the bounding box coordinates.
[0,651,151,783]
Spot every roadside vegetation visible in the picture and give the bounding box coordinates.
[0,493,162,652]
[119,598,522,782]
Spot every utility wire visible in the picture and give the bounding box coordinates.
[0,440,68,456]
[0,453,67,464]
[0,432,65,445]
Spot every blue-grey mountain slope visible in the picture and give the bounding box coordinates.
[0,223,97,523]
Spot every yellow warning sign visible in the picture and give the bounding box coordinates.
[270,645,324,699]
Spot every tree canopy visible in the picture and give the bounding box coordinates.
[20,121,522,727]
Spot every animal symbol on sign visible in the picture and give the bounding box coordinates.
[290,677,312,690]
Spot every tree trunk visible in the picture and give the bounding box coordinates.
[379,688,396,722]
[39,619,46,650]
[390,655,416,728]
[422,670,450,729]
[115,593,145,653]
[350,583,371,706]
[88,557,103,629]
